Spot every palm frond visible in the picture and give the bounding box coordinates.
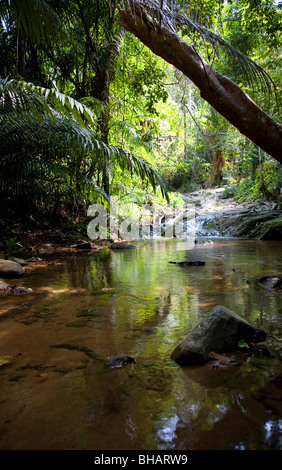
[110,120,152,152]
[0,77,169,203]
[121,0,276,94]
[0,157,110,206]
[113,148,169,202]
[0,78,95,126]
[3,0,67,45]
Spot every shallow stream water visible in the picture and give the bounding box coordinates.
[0,238,282,450]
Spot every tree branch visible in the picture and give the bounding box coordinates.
[119,1,282,163]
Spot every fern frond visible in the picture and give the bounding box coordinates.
[0,78,95,126]
[3,0,67,45]
[0,154,110,205]
[113,148,169,202]
[0,76,169,203]
[110,120,152,152]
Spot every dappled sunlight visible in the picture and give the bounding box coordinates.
[37,286,87,295]
[197,301,218,307]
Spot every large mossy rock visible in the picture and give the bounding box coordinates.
[196,207,282,240]
[0,259,24,279]
[171,305,267,366]
[219,211,282,240]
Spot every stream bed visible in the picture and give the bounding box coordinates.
[0,237,282,450]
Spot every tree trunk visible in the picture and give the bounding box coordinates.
[118,2,282,164]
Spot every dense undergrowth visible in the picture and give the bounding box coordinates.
[1,0,281,250]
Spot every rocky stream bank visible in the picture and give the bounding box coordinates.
[183,187,282,240]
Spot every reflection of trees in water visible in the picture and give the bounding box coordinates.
[32,241,282,340]
[1,240,282,450]
[61,249,113,290]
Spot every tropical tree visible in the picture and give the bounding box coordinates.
[0,76,168,217]
[0,1,170,219]
[0,0,66,77]
[118,0,282,162]
[46,0,122,194]
[1,0,281,223]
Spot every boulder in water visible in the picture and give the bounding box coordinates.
[259,275,282,290]
[169,260,205,267]
[171,305,267,366]
[0,280,32,295]
[105,354,136,369]
[109,243,137,251]
[71,241,92,250]
[8,257,28,266]
[0,259,24,279]
[0,355,14,368]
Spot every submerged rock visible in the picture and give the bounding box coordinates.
[0,259,24,279]
[105,354,136,369]
[171,305,267,366]
[169,260,205,267]
[259,275,282,290]
[207,351,241,369]
[0,280,32,295]
[8,257,28,266]
[0,280,8,289]
[109,243,137,251]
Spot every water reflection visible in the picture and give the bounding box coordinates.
[0,238,281,450]
[157,413,179,447]
[263,419,282,448]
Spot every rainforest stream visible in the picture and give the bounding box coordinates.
[0,237,282,450]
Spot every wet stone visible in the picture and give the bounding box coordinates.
[109,243,137,251]
[71,241,92,250]
[169,260,205,266]
[104,355,136,370]
[0,355,14,368]
[77,309,102,318]
[0,259,25,279]
[171,305,267,366]
[66,320,87,327]
[259,275,282,290]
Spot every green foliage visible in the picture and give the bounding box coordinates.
[220,141,282,203]
[3,236,22,258]
[128,54,169,115]
[1,0,66,46]
[1,0,281,231]
[0,76,169,218]
[218,0,281,114]
[0,77,110,209]
[238,339,250,349]
[221,186,237,199]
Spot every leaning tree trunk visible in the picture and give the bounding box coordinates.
[118,2,282,164]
